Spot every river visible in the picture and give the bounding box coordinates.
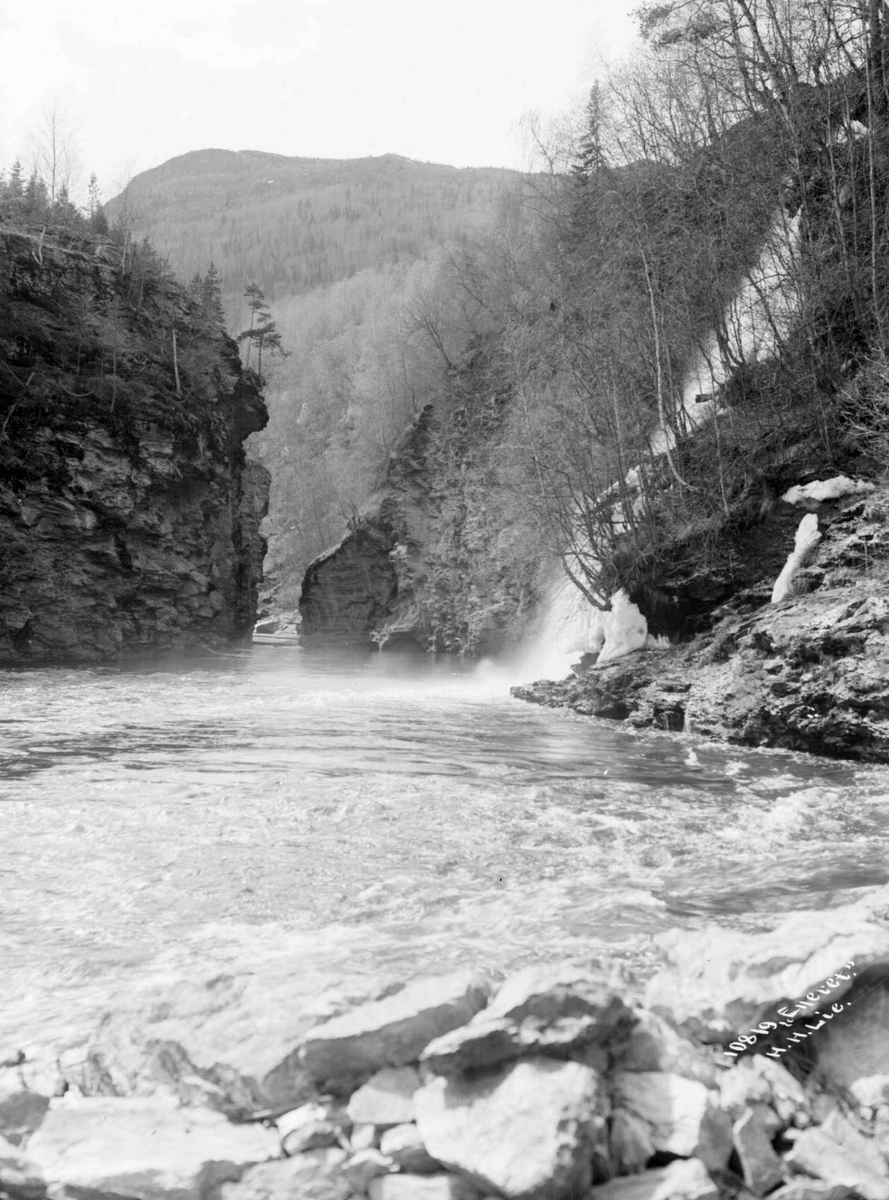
[3,644,889,1053]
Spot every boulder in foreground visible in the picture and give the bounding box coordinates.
[414,1055,608,1200]
[368,1174,481,1200]
[420,963,631,1076]
[301,971,491,1092]
[612,1071,732,1173]
[25,1095,278,1200]
[588,1158,719,1200]
[219,1149,351,1200]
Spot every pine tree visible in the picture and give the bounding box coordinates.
[202,263,225,331]
[572,84,608,181]
[7,160,24,202]
[91,205,110,235]
[53,182,79,225]
[23,172,49,217]
[237,280,287,378]
[88,173,102,218]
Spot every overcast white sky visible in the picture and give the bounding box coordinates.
[1,0,640,199]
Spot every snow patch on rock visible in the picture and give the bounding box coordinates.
[781,476,875,505]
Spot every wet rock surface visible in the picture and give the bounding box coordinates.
[299,529,400,644]
[514,488,889,764]
[59,966,408,1114]
[644,883,889,1036]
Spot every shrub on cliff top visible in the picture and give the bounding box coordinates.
[0,217,242,463]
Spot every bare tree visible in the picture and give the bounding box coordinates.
[30,100,79,204]
[517,108,581,176]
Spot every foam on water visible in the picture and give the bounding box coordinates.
[2,646,888,1054]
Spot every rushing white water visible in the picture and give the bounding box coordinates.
[519,573,605,680]
[680,208,801,421]
[522,580,667,680]
[2,645,889,1054]
[532,207,803,666]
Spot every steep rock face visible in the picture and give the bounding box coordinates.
[0,223,269,664]
[514,487,889,763]
[299,363,542,655]
[299,530,398,644]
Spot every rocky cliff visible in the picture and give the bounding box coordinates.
[0,223,269,664]
[299,350,544,655]
[514,482,889,763]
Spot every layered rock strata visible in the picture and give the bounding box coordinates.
[0,224,269,664]
[4,885,889,1199]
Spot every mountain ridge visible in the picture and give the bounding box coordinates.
[112,149,526,305]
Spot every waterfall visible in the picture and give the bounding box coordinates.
[519,572,607,680]
[524,207,802,678]
[680,207,801,419]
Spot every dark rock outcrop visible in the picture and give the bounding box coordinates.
[0,223,269,664]
[299,361,541,654]
[514,487,889,763]
[299,529,398,644]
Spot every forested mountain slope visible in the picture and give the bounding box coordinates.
[115,149,521,313]
[114,150,528,605]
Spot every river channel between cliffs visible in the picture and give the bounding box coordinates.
[2,644,889,1054]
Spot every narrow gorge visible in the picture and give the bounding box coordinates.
[5,4,889,1196]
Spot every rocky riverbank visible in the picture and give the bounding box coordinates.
[514,484,889,764]
[2,884,888,1199]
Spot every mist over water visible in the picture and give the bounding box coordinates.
[2,644,889,1051]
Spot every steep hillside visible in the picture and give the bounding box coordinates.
[0,220,269,664]
[299,24,889,773]
[300,339,545,655]
[296,110,798,655]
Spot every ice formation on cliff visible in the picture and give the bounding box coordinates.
[771,513,822,602]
